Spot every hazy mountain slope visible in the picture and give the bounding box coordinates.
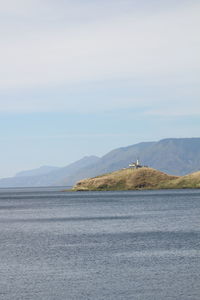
[140,138,200,175]
[0,156,100,187]
[15,166,60,177]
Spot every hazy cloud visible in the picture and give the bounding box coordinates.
[0,0,199,115]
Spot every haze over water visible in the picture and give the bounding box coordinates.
[0,188,199,299]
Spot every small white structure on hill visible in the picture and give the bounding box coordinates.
[129,159,145,169]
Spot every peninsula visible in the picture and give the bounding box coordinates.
[72,167,200,191]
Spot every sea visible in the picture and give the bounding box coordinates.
[0,187,199,300]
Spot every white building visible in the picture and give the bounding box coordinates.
[128,159,147,169]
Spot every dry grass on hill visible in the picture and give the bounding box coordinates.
[159,171,200,189]
[73,168,179,191]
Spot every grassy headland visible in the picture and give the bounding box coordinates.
[72,167,200,191]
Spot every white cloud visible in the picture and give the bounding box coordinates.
[0,1,199,114]
[0,2,199,85]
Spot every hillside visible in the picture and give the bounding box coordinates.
[73,168,200,191]
[73,168,179,191]
[158,171,200,189]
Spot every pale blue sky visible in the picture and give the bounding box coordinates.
[0,0,200,177]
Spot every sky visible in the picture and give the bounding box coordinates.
[0,0,200,178]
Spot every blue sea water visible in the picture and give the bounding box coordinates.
[0,188,199,300]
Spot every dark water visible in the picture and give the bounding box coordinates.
[0,188,199,300]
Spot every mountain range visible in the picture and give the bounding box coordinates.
[0,138,200,188]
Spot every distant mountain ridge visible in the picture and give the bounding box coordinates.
[0,156,100,188]
[0,138,200,188]
[15,166,60,177]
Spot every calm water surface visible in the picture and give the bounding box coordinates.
[0,188,199,300]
